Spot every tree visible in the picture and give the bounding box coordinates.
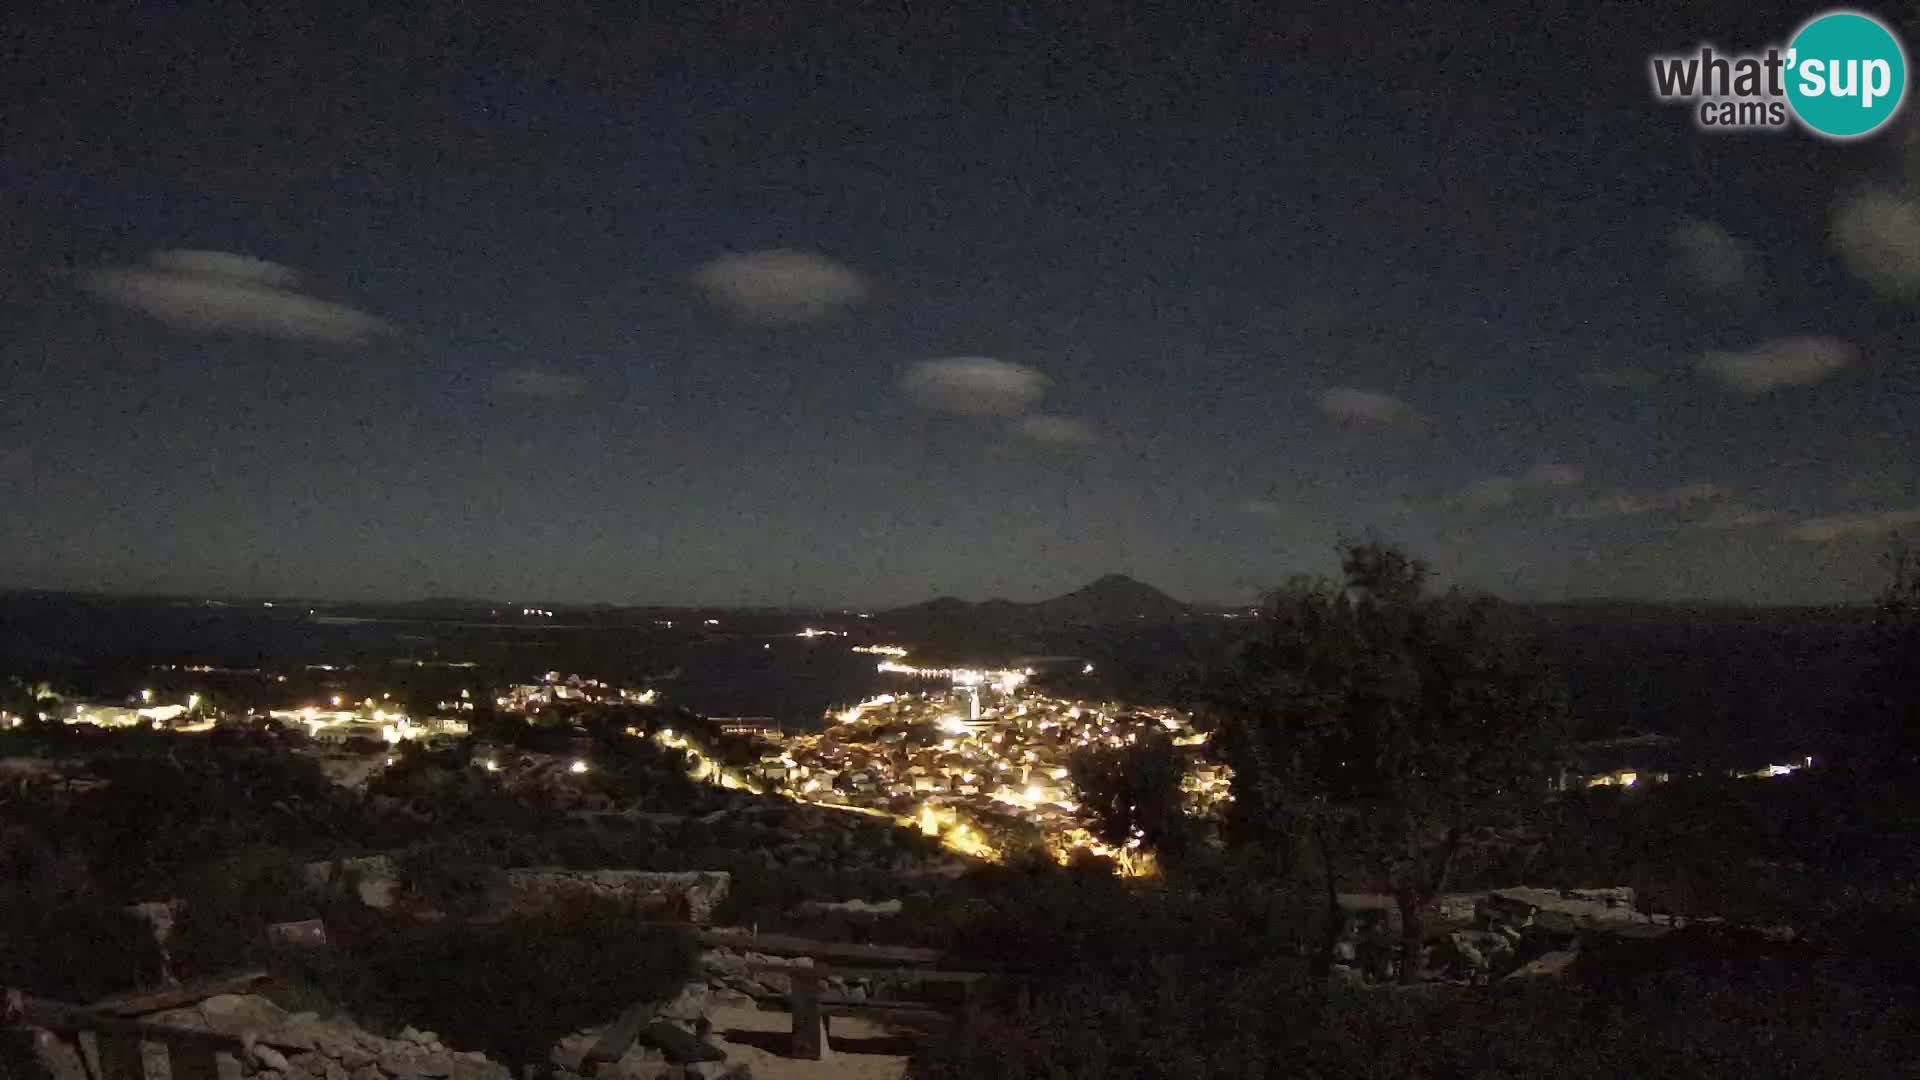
[1069,730,1192,864]
[1195,542,1565,981]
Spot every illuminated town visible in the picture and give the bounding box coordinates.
[18,646,1817,873]
[656,648,1231,870]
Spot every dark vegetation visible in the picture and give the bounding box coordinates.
[906,540,1920,1076]
[259,894,695,1069]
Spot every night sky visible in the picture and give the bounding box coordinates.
[3,3,1916,607]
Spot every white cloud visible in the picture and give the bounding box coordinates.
[1524,463,1583,488]
[83,250,389,344]
[1698,337,1856,395]
[1788,508,1920,543]
[1693,506,1783,531]
[1317,387,1422,428]
[1667,218,1756,300]
[493,367,587,401]
[150,250,303,287]
[691,249,867,323]
[1015,414,1097,446]
[1841,470,1913,501]
[1238,498,1287,519]
[1563,481,1726,520]
[1579,367,1662,390]
[1463,463,1581,511]
[902,357,1050,417]
[1832,189,1920,299]
[1464,477,1521,510]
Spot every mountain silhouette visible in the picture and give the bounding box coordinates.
[880,574,1187,627]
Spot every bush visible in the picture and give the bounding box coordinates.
[910,913,1920,1079]
[0,886,164,1001]
[42,740,385,897]
[395,841,509,918]
[168,847,328,978]
[280,897,698,1068]
[868,861,1325,980]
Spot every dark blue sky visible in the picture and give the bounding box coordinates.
[2,3,1915,606]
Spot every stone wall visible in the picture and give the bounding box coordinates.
[38,993,514,1080]
[300,858,729,924]
[506,869,730,925]
[301,855,401,909]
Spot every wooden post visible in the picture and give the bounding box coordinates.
[789,970,825,1060]
[95,1034,143,1080]
[957,978,981,1034]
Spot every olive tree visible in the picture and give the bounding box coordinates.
[1196,542,1565,981]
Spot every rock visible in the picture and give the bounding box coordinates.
[267,919,330,949]
[417,1030,441,1046]
[383,1051,455,1077]
[200,993,290,1036]
[638,1021,726,1065]
[267,1014,325,1052]
[701,950,748,976]
[252,1044,292,1072]
[148,1005,213,1030]
[30,1031,89,1080]
[659,983,711,1023]
[351,1067,384,1080]
[325,1061,351,1080]
[1446,932,1486,971]
[287,1050,330,1077]
[275,1015,348,1056]
[551,1030,598,1072]
[399,1026,428,1045]
[1505,948,1579,980]
[793,898,903,918]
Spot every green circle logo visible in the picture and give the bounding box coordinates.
[1786,11,1908,138]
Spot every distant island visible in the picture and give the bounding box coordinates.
[877,573,1191,628]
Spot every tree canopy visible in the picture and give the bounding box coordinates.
[1194,542,1566,979]
[1069,728,1192,863]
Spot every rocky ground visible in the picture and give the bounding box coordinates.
[1333,886,1797,986]
[124,993,508,1080]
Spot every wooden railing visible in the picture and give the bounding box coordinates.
[765,963,989,1060]
[691,929,989,1061]
[4,990,247,1080]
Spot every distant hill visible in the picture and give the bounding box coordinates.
[879,574,1188,628]
[1030,574,1190,623]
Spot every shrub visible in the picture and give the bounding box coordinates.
[0,886,164,1001]
[394,841,509,919]
[281,897,698,1068]
[168,847,328,978]
[909,920,1920,1079]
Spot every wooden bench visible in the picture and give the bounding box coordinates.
[6,990,249,1080]
[746,962,989,1060]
